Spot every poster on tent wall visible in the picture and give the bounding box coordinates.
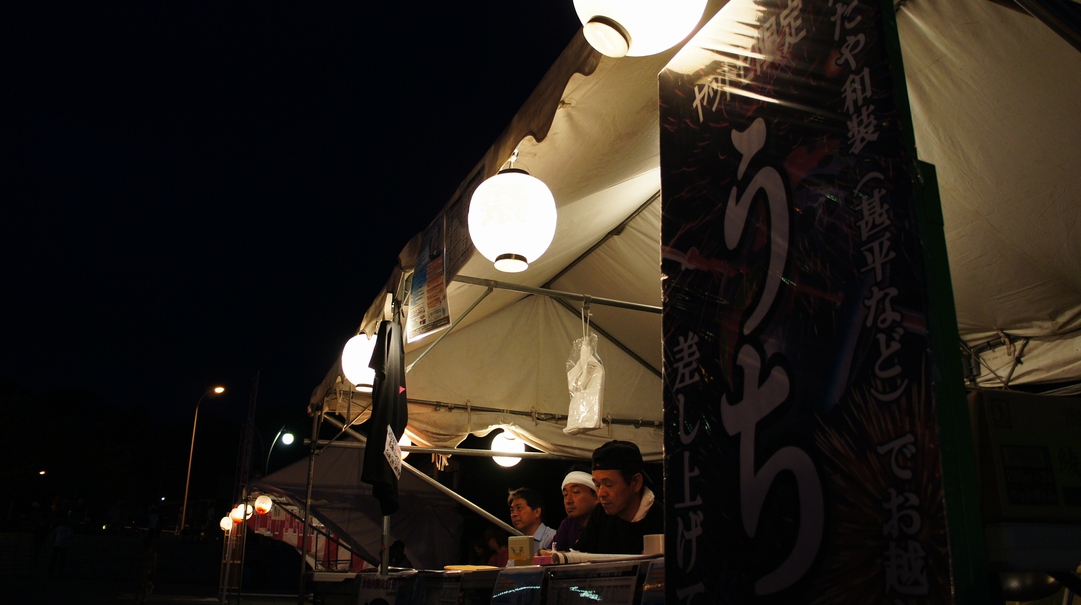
[407,216,451,343]
[659,0,951,603]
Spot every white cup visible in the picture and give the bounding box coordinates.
[642,533,664,555]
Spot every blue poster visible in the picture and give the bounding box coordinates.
[407,216,451,343]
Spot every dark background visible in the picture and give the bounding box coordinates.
[2,2,583,532]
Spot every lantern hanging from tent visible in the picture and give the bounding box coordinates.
[254,495,273,515]
[573,0,707,57]
[220,516,232,531]
[230,505,245,524]
[468,151,557,273]
[341,333,377,391]
[491,429,525,467]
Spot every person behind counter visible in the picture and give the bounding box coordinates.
[507,487,557,551]
[551,469,598,551]
[573,440,663,554]
[388,540,413,568]
[485,526,509,567]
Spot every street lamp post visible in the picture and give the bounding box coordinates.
[178,385,225,536]
[264,425,294,475]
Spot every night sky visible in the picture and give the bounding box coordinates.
[4,3,583,426]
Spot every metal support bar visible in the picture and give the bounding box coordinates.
[406,284,494,374]
[453,275,661,314]
[320,415,520,537]
[380,515,390,578]
[544,191,660,288]
[297,405,323,605]
[402,397,662,429]
[310,440,581,461]
[553,297,662,378]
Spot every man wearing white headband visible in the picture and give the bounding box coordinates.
[551,469,598,551]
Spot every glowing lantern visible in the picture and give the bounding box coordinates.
[254,495,273,515]
[230,505,245,523]
[468,154,556,273]
[491,430,525,467]
[341,333,377,391]
[220,516,232,531]
[573,0,707,58]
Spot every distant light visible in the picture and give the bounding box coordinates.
[102,525,107,530]
[341,333,377,391]
[38,470,46,475]
[491,430,525,467]
[160,497,166,501]
[213,386,225,394]
[281,433,295,446]
[254,495,273,515]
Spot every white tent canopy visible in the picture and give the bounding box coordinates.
[900,0,1081,386]
[312,0,1081,461]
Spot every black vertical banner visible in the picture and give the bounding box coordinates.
[660,0,951,602]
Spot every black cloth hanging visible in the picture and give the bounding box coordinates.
[360,319,408,516]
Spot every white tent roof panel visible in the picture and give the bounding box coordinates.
[899,0,1081,385]
[316,0,1081,461]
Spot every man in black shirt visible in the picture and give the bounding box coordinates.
[573,440,663,554]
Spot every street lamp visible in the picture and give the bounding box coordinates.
[254,494,273,515]
[178,385,225,536]
[264,425,295,475]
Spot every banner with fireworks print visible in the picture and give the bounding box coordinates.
[660,0,951,602]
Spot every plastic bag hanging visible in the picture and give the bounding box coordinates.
[565,302,604,434]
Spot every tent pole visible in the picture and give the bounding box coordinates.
[452,275,661,314]
[297,404,323,605]
[406,284,494,374]
[311,440,579,460]
[543,191,660,288]
[552,297,661,378]
[404,397,662,430]
[322,395,664,432]
[321,415,521,536]
[379,515,390,578]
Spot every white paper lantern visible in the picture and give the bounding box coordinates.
[491,430,525,467]
[254,495,273,515]
[468,168,557,273]
[220,516,232,531]
[341,333,377,390]
[230,505,245,523]
[574,0,707,57]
